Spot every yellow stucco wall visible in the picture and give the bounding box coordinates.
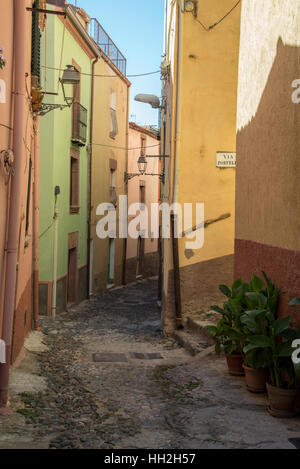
[90,58,130,293]
[162,0,241,328]
[177,1,240,267]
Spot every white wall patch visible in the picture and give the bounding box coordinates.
[0,79,6,103]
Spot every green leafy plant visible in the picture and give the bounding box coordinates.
[206,272,281,359]
[241,273,281,370]
[206,277,256,356]
[243,313,300,389]
[241,292,300,389]
[241,284,300,388]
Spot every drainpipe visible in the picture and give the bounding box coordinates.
[33,112,39,330]
[171,1,183,328]
[122,84,130,286]
[0,0,27,408]
[87,56,98,299]
[51,189,60,318]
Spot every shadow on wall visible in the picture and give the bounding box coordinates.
[235,38,300,327]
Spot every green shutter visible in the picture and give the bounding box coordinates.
[31,0,41,84]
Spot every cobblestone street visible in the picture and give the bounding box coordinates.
[0,278,300,449]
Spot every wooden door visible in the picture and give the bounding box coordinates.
[67,246,77,305]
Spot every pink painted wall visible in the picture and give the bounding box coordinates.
[127,124,160,260]
[0,0,35,362]
[0,0,14,334]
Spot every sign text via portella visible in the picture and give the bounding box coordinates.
[216,152,236,168]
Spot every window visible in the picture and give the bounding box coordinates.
[71,60,87,146]
[110,91,118,139]
[73,62,81,105]
[110,169,117,206]
[141,135,146,156]
[140,180,146,211]
[70,149,79,214]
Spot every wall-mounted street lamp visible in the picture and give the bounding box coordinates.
[135,94,161,109]
[60,65,80,106]
[127,94,168,183]
[124,154,169,183]
[38,65,80,116]
[135,94,167,110]
[137,155,148,175]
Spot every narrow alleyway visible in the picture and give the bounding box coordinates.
[1,278,299,449]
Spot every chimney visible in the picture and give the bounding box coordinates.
[74,7,90,32]
[47,0,66,6]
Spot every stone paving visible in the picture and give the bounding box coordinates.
[1,278,300,449]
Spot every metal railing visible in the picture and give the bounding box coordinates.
[72,102,87,146]
[89,18,127,76]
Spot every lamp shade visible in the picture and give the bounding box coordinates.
[137,155,147,175]
[135,94,161,109]
[61,65,80,85]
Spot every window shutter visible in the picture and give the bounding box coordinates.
[31,0,41,84]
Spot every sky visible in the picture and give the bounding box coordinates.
[75,0,165,127]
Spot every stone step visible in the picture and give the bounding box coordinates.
[173,330,211,357]
[185,316,216,346]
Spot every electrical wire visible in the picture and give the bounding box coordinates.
[42,65,160,79]
[57,17,66,92]
[0,123,13,131]
[91,142,160,151]
[39,220,54,239]
[195,0,241,31]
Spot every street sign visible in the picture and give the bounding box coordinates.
[216,152,236,168]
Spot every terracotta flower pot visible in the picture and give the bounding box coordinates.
[266,382,298,418]
[225,354,244,376]
[243,365,267,393]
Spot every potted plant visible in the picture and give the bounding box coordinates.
[241,273,281,393]
[244,313,300,417]
[243,352,268,393]
[206,318,245,376]
[241,308,271,393]
[206,278,250,375]
[288,297,300,413]
[207,272,281,377]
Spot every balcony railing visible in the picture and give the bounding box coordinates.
[89,18,127,76]
[72,102,87,146]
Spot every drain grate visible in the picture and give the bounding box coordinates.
[288,438,300,449]
[130,352,163,360]
[130,352,145,360]
[93,353,128,363]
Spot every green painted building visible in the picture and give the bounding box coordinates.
[39,3,98,315]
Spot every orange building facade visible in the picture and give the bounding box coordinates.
[0,0,41,408]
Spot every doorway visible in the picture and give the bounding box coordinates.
[67,232,78,306]
[107,238,115,286]
[136,236,145,278]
